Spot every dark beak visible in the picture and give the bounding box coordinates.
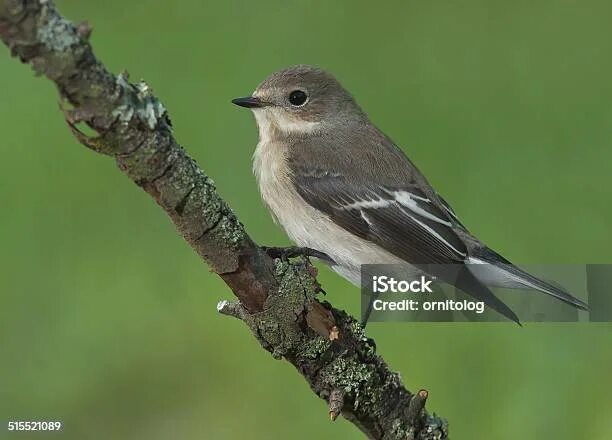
[231,96,263,108]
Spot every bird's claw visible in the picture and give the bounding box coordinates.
[261,246,335,264]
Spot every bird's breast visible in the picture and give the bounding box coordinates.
[252,139,406,285]
[252,139,300,226]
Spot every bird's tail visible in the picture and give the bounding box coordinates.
[422,263,521,324]
[468,248,589,311]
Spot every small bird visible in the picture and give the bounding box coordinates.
[232,65,588,323]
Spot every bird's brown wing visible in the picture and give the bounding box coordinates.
[290,164,467,265]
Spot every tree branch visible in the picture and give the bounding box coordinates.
[0,1,448,438]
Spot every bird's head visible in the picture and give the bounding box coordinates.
[232,65,363,138]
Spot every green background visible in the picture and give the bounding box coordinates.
[1,1,611,438]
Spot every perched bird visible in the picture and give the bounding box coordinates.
[232,65,588,323]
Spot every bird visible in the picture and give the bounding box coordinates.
[231,64,588,324]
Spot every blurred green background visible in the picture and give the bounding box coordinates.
[1,0,611,438]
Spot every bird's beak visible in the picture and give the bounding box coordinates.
[231,96,264,108]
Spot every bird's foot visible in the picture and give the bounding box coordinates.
[262,246,331,296]
[261,246,335,264]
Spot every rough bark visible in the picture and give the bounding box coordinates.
[0,1,448,438]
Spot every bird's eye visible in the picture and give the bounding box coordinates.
[289,90,308,106]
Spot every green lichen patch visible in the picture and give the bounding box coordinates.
[320,356,380,409]
[37,2,80,52]
[297,335,332,361]
[180,185,223,239]
[112,74,168,130]
[214,208,245,246]
[419,414,449,440]
[242,260,322,359]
